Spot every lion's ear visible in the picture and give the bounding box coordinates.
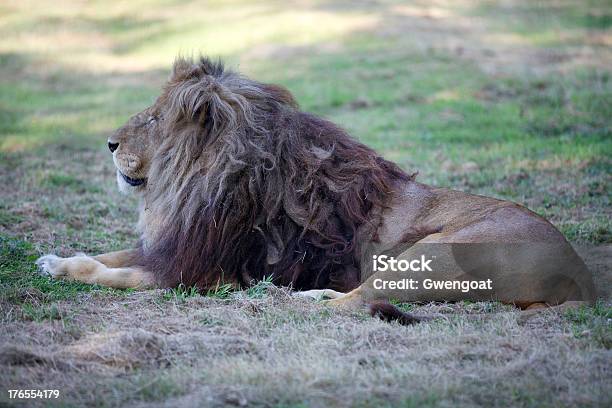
[166,78,212,125]
[168,77,246,141]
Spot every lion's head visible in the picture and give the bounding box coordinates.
[109,57,412,292]
[107,108,160,193]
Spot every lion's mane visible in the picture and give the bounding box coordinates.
[141,57,412,292]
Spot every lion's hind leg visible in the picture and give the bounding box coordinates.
[92,249,140,268]
[313,286,426,325]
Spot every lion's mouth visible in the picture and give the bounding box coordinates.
[120,171,146,187]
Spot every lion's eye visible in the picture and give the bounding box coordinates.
[147,116,157,124]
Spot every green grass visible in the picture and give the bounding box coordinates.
[0,206,25,228]
[474,0,611,46]
[0,235,114,303]
[161,275,276,301]
[0,234,130,327]
[162,284,202,302]
[564,300,612,348]
[245,275,275,299]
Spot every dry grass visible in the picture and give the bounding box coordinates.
[1,287,610,408]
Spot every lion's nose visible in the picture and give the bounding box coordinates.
[108,142,119,153]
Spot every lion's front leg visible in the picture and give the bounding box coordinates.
[92,248,140,268]
[36,252,154,289]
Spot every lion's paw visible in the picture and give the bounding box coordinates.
[36,254,66,278]
[292,289,346,301]
[292,290,323,301]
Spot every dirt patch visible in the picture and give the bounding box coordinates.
[64,329,167,369]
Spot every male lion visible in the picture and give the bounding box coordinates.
[36,57,594,323]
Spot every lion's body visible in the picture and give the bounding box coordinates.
[36,57,595,322]
[353,181,594,306]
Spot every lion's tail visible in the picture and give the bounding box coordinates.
[370,300,591,326]
[368,301,429,325]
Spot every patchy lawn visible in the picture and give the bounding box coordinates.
[0,0,610,407]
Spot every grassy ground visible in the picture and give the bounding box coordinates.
[0,0,610,407]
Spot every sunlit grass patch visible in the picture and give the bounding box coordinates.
[473,0,611,47]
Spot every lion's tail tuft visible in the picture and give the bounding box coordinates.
[368,301,427,325]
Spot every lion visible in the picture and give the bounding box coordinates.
[36,57,595,323]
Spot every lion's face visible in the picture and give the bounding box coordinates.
[108,108,161,194]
